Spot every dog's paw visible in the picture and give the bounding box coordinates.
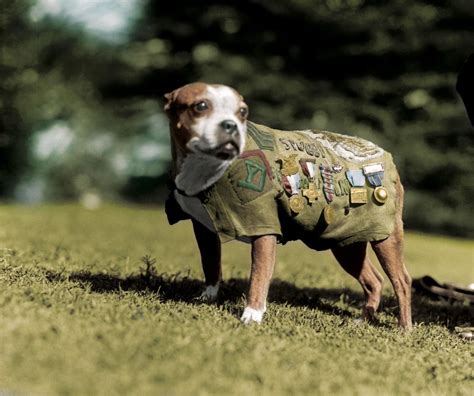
[198,284,219,302]
[240,307,265,325]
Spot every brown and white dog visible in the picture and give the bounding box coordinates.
[164,82,412,329]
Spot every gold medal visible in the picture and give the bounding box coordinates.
[302,183,320,204]
[323,205,335,225]
[289,194,305,214]
[350,187,367,204]
[280,154,299,176]
[373,186,388,204]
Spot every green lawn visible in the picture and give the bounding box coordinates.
[0,204,472,395]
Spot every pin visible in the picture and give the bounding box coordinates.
[300,159,316,179]
[320,164,335,203]
[346,169,366,187]
[280,154,299,176]
[302,183,320,203]
[283,173,301,195]
[323,205,335,225]
[363,163,385,187]
[350,187,368,204]
[373,186,388,204]
[363,163,384,174]
[289,194,305,214]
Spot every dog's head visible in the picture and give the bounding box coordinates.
[164,82,248,161]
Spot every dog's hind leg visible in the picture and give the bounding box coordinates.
[371,220,412,329]
[371,179,412,330]
[332,242,384,322]
[192,219,222,301]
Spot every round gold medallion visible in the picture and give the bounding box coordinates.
[289,194,305,214]
[323,205,335,225]
[373,186,388,204]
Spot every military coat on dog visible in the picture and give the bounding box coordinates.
[168,121,398,251]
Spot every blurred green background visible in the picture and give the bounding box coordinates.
[1,0,473,237]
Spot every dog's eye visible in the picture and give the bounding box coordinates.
[194,101,208,112]
[239,107,248,117]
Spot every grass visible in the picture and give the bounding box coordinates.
[0,204,472,395]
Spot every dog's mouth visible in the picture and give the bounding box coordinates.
[215,141,240,160]
[199,141,240,160]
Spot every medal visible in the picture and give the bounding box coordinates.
[363,163,387,204]
[323,205,335,225]
[363,163,384,187]
[300,159,316,178]
[320,164,335,203]
[289,194,305,214]
[280,154,299,176]
[300,159,320,204]
[346,169,366,187]
[332,163,343,173]
[282,171,305,214]
[282,173,301,196]
[350,187,367,204]
[373,186,388,204]
[303,183,320,203]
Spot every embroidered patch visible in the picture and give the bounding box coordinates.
[302,130,384,162]
[247,123,275,151]
[237,159,267,192]
[320,164,335,203]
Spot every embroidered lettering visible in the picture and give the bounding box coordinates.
[278,138,323,158]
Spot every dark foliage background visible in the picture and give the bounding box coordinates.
[1,0,473,236]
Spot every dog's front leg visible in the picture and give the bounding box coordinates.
[192,220,221,301]
[241,235,277,324]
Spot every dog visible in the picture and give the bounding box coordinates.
[164,82,412,329]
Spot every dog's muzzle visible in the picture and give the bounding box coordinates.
[211,139,240,160]
[207,120,243,160]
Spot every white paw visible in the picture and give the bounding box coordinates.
[199,284,219,301]
[240,306,265,325]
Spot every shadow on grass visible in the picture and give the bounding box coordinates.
[45,270,472,328]
[45,269,359,319]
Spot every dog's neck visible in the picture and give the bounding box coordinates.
[174,152,232,196]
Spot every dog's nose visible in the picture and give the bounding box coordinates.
[219,120,238,134]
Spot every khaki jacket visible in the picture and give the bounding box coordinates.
[168,121,398,250]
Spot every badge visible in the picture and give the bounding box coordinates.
[300,159,320,203]
[320,165,335,203]
[350,187,367,204]
[303,183,320,203]
[323,205,335,225]
[289,194,305,214]
[300,159,317,179]
[363,163,384,187]
[373,186,388,204]
[346,169,366,187]
[237,159,267,192]
[282,173,301,195]
[280,154,299,176]
[247,123,275,151]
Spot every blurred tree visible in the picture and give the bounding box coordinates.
[0,0,33,196]
[1,0,171,203]
[120,0,473,236]
[0,0,473,236]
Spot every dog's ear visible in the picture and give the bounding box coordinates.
[164,89,180,113]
